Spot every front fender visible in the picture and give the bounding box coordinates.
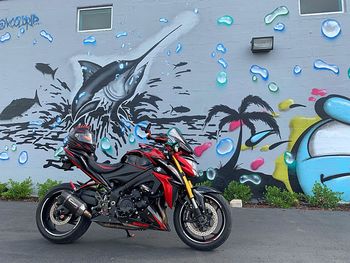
[193,186,222,194]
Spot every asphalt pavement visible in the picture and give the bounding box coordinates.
[0,201,349,263]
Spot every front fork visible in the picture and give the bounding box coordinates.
[172,156,203,217]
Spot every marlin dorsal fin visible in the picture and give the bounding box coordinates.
[78,60,102,85]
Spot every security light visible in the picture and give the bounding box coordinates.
[251,36,274,53]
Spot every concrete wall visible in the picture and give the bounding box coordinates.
[0,0,350,200]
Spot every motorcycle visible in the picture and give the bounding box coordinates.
[36,124,232,250]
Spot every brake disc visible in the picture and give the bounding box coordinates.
[186,202,218,237]
[49,203,72,226]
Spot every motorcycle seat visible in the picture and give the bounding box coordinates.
[87,155,123,174]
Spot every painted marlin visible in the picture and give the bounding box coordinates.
[71,25,182,121]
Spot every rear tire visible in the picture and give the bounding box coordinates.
[174,193,231,251]
[36,183,91,244]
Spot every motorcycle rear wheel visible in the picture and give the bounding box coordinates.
[36,183,91,244]
[174,193,232,251]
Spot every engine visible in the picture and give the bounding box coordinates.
[115,188,149,218]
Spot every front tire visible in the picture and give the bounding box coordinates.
[174,193,232,251]
[36,183,91,244]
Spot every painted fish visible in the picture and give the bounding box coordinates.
[170,104,190,115]
[0,90,41,120]
[35,63,58,79]
[72,25,182,120]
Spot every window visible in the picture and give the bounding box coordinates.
[299,0,344,15]
[77,5,113,32]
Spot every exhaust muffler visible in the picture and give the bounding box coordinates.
[57,191,92,219]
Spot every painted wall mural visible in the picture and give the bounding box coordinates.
[1,2,350,201]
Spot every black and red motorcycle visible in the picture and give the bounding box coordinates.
[36,124,231,250]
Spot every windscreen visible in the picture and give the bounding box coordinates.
[168,127,193,153]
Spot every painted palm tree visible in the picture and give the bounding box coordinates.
[203,95,280,191]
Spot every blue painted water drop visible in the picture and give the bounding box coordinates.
[194,8,199,14]
[240,174,262,185]
[0,152,9,160]
[264,6,289,25]
[268,82,279,93]
[159,18,168,23]
[293,65,302,75]
[135,121,149,139]
[274,23,285,31]
[175,43,182,53]
[33,39,37,45]
[121,43,126,48]
[314,59,339,74]
[20,28,25,34]
[11,144,17,152]
[246,130,276,147]
[128,134,136,144]
[63,136,69,145]
[252,75,258,82]
[211,52,216,58]
[116,31,128,38]
[216,71,227,86]
[321,19,341,39]
[100,137,112,151]
[4,146,8,151]
[56,116,62,124]
[18,151,28,164]
[216,43,227,54]
[217,15,234,26]
[218,58,228,69]
[0,32,11,43]
[250,65,269,80]
[167,50,171,56]
[83,36,96,45]
[284,151,295,168]
[216,138,234,156]
[198,170,204,177]
[40,30,53,42]
[206,167,217,181]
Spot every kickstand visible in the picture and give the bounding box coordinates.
[125,230,135,238]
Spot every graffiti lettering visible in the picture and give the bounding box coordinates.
[0,14,39,31]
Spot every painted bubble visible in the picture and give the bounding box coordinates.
[54,147,65,157]
[33,39,38,45]
[250,157,264,170]
[175,43,182,53]
[100,137,112,151]
[250,65,269,80]
[198,170,204,177]
[240,174,262,185]
[4,146,8,151]
[116,31,128,38]
[18,151,28,164]
[40,30,53,42]
[194,142,212,157]
[216,71,227,86]
[229,120,242,131]
[217,15,234,26]
[128,133,136,144]
[20,28,25,34]
[264,6,289,25]
[159,18,168,23]
[246,130,275,147]
[135,121,149,139]
[206,167,217,181]
[0,32,11,43]
[278,99,294,111]
[284,151,295,168]
[121,43,126,48]
[167,50,171,56]
[216,43,227,54]
[274,23,285,31]
[0,152,9,160]
[314,59,339,75]
[252,75,258,82]
[11,144,17,152]
[216,138,234,156]
[311,88,327,97]
[308,96,316,102]
[321,19,341,39]
[293,65,302,75]
[268,82,279,93]
[218,58,228,69]
[211,52,216,58]
[83,36,96,45]
[194,8,199,14]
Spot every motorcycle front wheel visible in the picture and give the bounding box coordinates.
[36,183,91,244]
[174,193,232,251]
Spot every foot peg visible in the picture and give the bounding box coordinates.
[125,230,135,238]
